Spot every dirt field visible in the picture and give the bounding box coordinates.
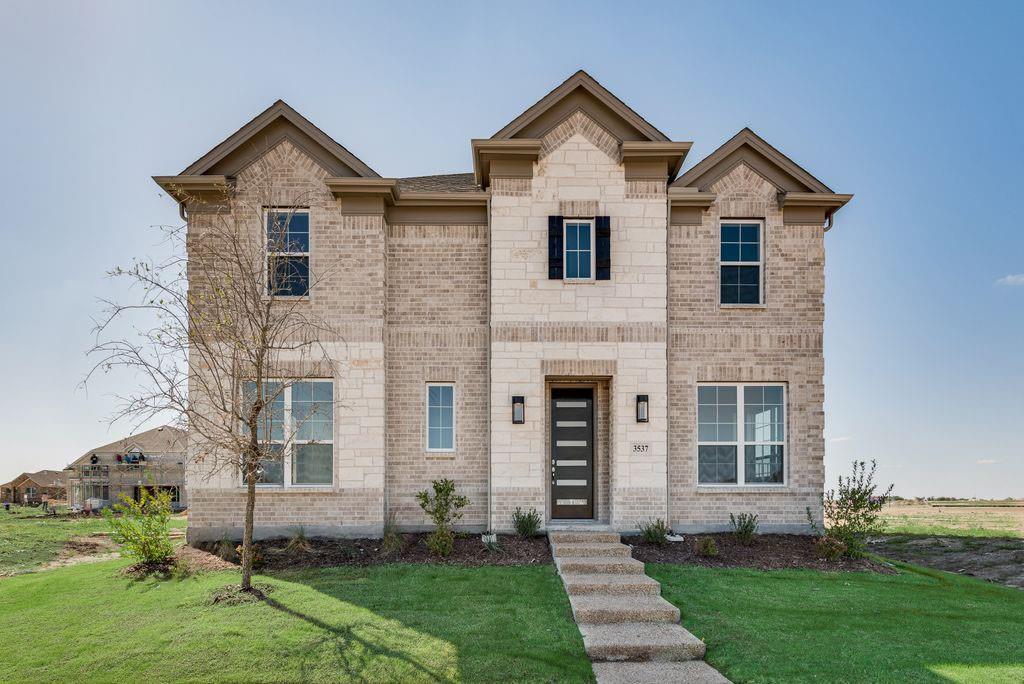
[872,500,1024,589]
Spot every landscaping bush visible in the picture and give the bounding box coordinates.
[104,488,174,564]
[285,527,312,555]
[639,518,670,545]
[216,535,238,562]
[808,459,893,558]
[729,512,759,545]
[512,507,542,538]
[694,536,718,557]
[381,513,402,557]
[815,534,848,561]
[416,479,469,558]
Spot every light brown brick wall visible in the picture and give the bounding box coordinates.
[667,163,825,532]
[384,222,489,528]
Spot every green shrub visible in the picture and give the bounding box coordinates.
[416,479,469,558]
[103,488,174,563]
[512,507,542,538]
[215,536,237,562]
[639,518,670,545]
[808,459,893,558]
[729,512,759,545]
[815,534,847,561]
[694,536,719,557]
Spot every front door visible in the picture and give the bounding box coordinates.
[550,388,595,519]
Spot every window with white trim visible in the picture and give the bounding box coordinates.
[266,208,310,296]
[697,384,785,485]
[426,383,455,451]
[563,219,594,281]
[720,220,762,305]
[242,380,334,486]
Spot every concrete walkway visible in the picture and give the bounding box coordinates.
[550,530,730,684]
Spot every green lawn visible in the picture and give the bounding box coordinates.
[649,563,1024,684]
[0,506,188,575]
[0,559,592,683]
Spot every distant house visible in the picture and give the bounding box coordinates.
[64,426,187,511]
[0,470,66,505]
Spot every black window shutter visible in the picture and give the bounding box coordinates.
[595,215,611,280]
[548,216,564,279]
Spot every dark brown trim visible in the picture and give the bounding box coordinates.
[492,70,669,143]
[621,141,692,181]
[668,188,717,225]
[180,100,379,178]
[471,139,542,188]
[674,128,833,193]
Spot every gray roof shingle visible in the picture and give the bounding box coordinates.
[396,173,481,193]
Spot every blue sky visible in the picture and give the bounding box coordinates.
[0,1,1020,496]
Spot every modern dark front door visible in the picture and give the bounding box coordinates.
[550,387,595,519]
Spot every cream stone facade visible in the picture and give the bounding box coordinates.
[157,71,851,542]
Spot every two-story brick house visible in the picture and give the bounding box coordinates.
[156,71,850,541]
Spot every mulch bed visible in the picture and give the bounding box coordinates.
[627,533,895,573]
[193,533,551,572]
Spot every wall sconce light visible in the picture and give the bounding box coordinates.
[512,396,525,424]
[636,394,649,423]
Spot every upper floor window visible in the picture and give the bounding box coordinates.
[697,383,785,485]
[426,383,455,452]
[720,221,762,305]
[242,380,334,486]
[564,220,594,281]
[266,208,310,297]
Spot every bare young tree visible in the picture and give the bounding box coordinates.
[88,160,341,591]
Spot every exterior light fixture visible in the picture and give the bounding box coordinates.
[636,394,649,423]
[512,396,525,424]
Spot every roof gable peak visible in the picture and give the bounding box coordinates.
[492,70,669,143]
[674,127,832,193]
[179,100,379,179]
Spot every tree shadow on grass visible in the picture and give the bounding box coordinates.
[261,593,454,683]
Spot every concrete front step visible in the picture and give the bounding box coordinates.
[549,531,621,544]
[561,573,661,596]
[593,661,731,684]
[570,594,680,624]
[551,542,632,558]
[555,555,646,575]
[579,622,707,662]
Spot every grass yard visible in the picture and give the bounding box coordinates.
[880,500,1024,538]
[0,559,592,683]
[650,562,1024,684]
[0,506,188,575]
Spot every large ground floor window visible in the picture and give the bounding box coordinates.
[697,383,786,485]
[242,380,334,487]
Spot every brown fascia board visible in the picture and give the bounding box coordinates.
[152,175,232,200]
[667,186,717,207]
[492,70,669,142]
[472,139,542,188]
[389,191,489,225]
[779,191,854,227]
[674,128,833,194]
[621,141,693,180]
[393,191,489,206]
[180,100,380,179]
[324,177,399,203]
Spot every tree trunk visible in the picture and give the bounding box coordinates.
[241,451,257,591]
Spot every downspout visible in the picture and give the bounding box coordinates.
[823,209,836,232]
[664,188,672,530]
[486,191,493,534]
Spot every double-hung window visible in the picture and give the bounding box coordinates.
[720,221,762,305]
[242,380,334,486]
[697,383,785,485]
[563,219,594,281]
[266,208,310,297]
[426,383,455,452]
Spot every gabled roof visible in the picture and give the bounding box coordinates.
[3,470,64,489]
[673,127,832,193]
[492,70,669,143]
[179,100,379,179]
[71,426,186,466]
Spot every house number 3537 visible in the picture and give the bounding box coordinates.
[631,442,650,454]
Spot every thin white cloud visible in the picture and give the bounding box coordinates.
[829,436,853,443]
[996,274,1024,286]
[977,459,998,465]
